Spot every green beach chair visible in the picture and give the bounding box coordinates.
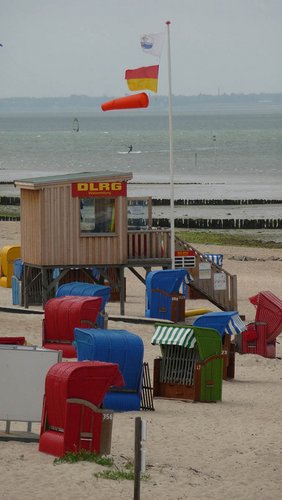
[152,323,223,402]
[193,326,223,402]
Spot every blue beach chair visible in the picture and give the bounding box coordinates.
[145,268,188,321]
[74,328,144,411]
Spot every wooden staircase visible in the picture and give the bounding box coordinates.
[127,229,237,312]
[175,235,237,311]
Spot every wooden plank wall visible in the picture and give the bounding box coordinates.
[21,184,128,266]
[20,190,42,263]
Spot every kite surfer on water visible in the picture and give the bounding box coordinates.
[127,145,133,153]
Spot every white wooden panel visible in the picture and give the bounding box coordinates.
[0,346,61,422]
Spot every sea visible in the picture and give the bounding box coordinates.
[0,105,282,210]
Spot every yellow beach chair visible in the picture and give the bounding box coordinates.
[0,245,21,288]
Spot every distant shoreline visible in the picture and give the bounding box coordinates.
[0,92,282,114]
[129,181,225,185]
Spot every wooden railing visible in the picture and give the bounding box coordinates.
[128,229,171,260]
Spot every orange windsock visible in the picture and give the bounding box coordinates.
[101,92,149,111]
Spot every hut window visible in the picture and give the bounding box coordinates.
[80,198,116,234]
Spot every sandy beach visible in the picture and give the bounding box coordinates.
[0,221,282,500]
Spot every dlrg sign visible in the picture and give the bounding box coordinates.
[72,181,127,197]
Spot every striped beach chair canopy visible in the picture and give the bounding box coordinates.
[193,311,246,337]
[204,253,223,267]
[151,323,196,349]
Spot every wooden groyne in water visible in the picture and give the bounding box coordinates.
[1,215,281,229]
[153,198,282,230]
[1,196,282,207]
[153,198,282,206]
[1,196,281,229]
[0,196,20,206]
[152,218,282,230]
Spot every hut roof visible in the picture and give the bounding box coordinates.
[14,170,133,190]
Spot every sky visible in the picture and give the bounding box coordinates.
[0,0,282,98]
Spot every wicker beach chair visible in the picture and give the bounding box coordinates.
[145,269,188,322]
[39,361,124,457]
[42,296,102,358]
[152,323,224,402]
[193,311,246,379]
[74,328,144,411]
[241,291,282,358]
[56,281,111,328]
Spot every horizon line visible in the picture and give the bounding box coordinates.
[1,91,282,100]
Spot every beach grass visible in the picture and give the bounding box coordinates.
[53,450,114,466]
[53,451,150,481]
[177,230,282,249]
[94,461,150,481]
[0,206,20,217]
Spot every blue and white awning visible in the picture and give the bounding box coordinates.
[204,253,223,267]
[193,311,246,337]
[225,314,246,335]
[151,324,196,349]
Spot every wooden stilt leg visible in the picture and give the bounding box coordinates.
[42,268,48,308]
[119,267,125,316]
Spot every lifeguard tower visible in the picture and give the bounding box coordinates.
[14,170,237,313]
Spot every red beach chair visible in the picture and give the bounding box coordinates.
[42,296,102,358]
[241,291,282,358]
[0,337,26,345]
[39,361,124,457]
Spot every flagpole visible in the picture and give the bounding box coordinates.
[166,21,175,269]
